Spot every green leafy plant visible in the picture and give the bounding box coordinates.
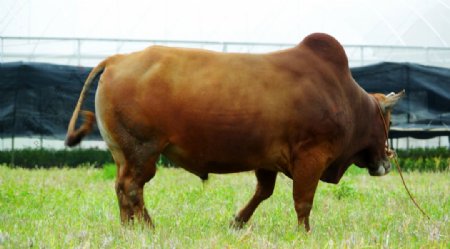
[102,163,116,180]
[332,181,357,199]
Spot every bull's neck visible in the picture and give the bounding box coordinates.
[347,84,379,158]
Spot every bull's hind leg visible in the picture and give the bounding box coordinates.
[110,146,158,227]
[231,169,277,228]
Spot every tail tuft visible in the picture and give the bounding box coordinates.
[65,111,96,147]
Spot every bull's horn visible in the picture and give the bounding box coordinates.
[381,90,405,111]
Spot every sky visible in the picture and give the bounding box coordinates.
[1,0,450,47]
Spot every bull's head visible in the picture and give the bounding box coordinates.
[358,90,405,176]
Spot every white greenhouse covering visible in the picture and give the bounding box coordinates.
[1,0,450,47]
[1,0,450,67]
[1,0,450,68]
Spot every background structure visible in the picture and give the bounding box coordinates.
[0,61,449,150]
[2,0,450,46]
[1,0,449,150]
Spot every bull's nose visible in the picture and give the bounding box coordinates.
[383,158,392,174]
[369,165,385,176]
[369,159,392,176]
[384,160,392,174]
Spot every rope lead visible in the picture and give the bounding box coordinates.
[375,97,431,220]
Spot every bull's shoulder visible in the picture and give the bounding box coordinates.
[298,33,349,72]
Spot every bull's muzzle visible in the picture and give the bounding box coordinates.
[369,158,391,176]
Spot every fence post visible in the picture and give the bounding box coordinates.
[11,136,15,165]
[222,43,228,53]
[77,39,81,66]
[360,46,364,66]
[0,37,3,63]
[10,73,20,166]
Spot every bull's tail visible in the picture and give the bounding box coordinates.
[65,60,107,147]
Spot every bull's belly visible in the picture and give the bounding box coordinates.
[161,143,281,176]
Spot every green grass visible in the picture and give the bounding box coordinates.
[0,165,448,248]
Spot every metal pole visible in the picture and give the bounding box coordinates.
[0,123,3,150]
[222,43,228,53]
[10,75,19,166]
[39,87,43,150]
[77,39,81,66]
[11,135,15,166]
[2,36,450,67]
[360,46,364,66]
[0,37,3,63]
[116,41,122,54]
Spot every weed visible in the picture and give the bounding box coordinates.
[332,181,357,199]
[102,163,116,180]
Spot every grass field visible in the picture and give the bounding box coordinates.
[0,165,448,248]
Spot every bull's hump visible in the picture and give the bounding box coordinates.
[299,33,349,71]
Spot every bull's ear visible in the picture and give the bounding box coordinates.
[381,90,405,112]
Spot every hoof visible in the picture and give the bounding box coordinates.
[230,217,246,229]
[146,221,155,230]
[120,214,155,230]
[296,224,311,233]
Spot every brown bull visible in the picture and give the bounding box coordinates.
[66,33,404,231]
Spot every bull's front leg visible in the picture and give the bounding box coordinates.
[292,177,319,232]
[291,152,327,232]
